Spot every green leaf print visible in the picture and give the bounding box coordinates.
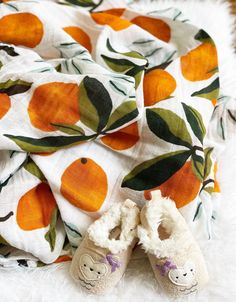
[191,153,204,182]
[65,0,95,8]
[0,45,19,56]
[45,208,58,252]
[101,55,135,73]
[121,150,192,190]
[203,147,213,179]
[105,101,138,132]
[228,110,236,123]
[51,123,85,135]
[79,76,113,133]
[24,158,46,181]
[103,39,147,89]
[194,29,214,44]
[191,78,219,101]
[55,64,62,72]
[146,108,192,148]
[0,79,32,96]
[106,38,146,60]
[204,186,214,194]
[193,202,202,221]
[4,133,96,152]
[126,65,145,89]
[182,103,206,143]
[109,80,128,96]
[146,61,172,73]
[0,234,9,245]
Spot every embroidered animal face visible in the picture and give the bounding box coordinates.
[168,260,196,287]
[79,254,108,281]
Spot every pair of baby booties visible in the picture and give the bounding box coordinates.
[70,191,209,298]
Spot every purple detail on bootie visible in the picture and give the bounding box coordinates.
[156,259,177,276]
[101,253,121,273]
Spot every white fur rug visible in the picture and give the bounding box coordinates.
[0,1,236,301]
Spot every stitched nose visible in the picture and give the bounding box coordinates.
[183,273,187,276]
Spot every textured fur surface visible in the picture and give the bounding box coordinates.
[138,191,192,258]
[88,199,140,254]
[0,1,235,301]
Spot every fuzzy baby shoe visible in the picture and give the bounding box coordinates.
[70,200,140,294]
[138,191,209,298]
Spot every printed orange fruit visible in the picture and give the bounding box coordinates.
[91,12,131,31]
[211,99,217,106]
[131,16,171,42]
[0,13,43,48]
[63,26,92,52]
[101,122,139,150]
[144,161,201,208]
[143,69,176,106]
[16,182,57,231]
[180,43,218,81]
[0,93,10,119]
[61,158,108,212]
[28,82,80,132]
[32,151,55,156]
[54,255,72,263]
[213,163,220,193]
[102,8,125,17]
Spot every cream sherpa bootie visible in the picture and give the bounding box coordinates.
[138,191,209,298]
[70,200,140,294]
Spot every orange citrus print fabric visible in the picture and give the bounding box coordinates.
[0,93,10,119]
[131,16,171,42]
[101,122,139,150]
[143,69,177,106]
[28,82,80,132]
[102,8,126,17]
[54,255,72,264]
[63,27,92,53]
[0,13,43,48]
[181,42,218,81]
[0,0,226,267]
[144,161,201,208]
[213,163,220,193]
[61,158,108,212]
[91,12,132,31]
[16,182,57,231]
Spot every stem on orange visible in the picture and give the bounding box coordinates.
[89,0,103,12]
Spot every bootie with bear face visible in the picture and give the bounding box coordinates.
[70,199,140,294]
[138,191,209,298]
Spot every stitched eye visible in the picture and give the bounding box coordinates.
[176,276,179,279]
[98,272,101,275]
[190,269,193,272]
[90,268,94,271]
[83,264,86,267]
